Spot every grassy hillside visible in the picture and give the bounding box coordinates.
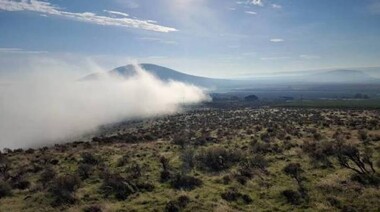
[0,108,379,211]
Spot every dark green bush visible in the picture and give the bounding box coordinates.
[77,163,93,180]
[83,205,102,212]
[39,166,56,186]
[49,174,81,206]
[0,180,12,199]
[116,154,129,167]
[196,146,241,171]
[170,173,202,190]
[100,173,137,200]
[165,200,180,212]
[282,189,302,205]
[221,188,252,204]
[80,152,100,165]
[283,163,304,184]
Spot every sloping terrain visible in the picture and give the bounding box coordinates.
[0,108,379,211]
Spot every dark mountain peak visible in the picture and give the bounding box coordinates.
[82,63,232,88]
[110,63,205,81]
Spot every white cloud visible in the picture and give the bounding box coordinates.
[271,4,282,9]
[0,0,177,32]
[250,0,263,6]
[138,37,178,45]
[245,11,257,15]
[0,48,47,54]
[270,38,284,42]
[299,55,320,60]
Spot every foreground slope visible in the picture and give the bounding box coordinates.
[0,108,379,211]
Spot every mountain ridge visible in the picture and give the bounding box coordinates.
[82,64,380,90]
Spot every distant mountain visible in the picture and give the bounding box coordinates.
[82,64,380,92]
[308,69,376,83]
[82,63,246,90]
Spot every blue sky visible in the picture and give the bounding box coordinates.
[1,0,380,77]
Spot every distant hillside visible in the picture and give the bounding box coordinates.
[82,63,236,89]
[308,69,375,83]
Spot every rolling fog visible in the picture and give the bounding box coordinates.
[0,64,209,150]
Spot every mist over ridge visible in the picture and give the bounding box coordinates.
[0,64,210,149]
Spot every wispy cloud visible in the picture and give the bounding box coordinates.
[0,48,47,54]
[242,52,256,57]
[260,56,290,60]
[227,44,240,49]
[271,4,282,9]
[146,56,168,59]
[299,55,320,60]
[270,38,284,42]
[138,37,178,45]
[115,0,139,9]
[0,0,177,32]
[103,10,129,17]
[245,11,257,15]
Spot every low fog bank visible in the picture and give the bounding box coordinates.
[0,64,210,150]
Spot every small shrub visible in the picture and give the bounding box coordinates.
[160,156,171,182]
[221,188,252,204]
[350,173,380,186]
[80,152,99,165]
[49,174,81,206]
[39,167,56,186]
[0,181,12,199]
[100,173,137,200]
[165,200,180,212]
[358,129,368,141]
[77,164,93,180]
[283,163,304,184]
[12,178,30,190]
[326,197,342,209]
[282,189,302,205]
[222,175,232,185]
[25,148,35,154]
[172,136,187,149]
[116,155,129,167]
[164,195,190,212]
[126,162,141,179]
[177,195,190,208]
[83,205,102,212]
[170,173,202,190]
[250,140,272,154]
[136,181,155,192]
[181,149,195,174]
[196,146,241,172]
[302,140,335,168]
